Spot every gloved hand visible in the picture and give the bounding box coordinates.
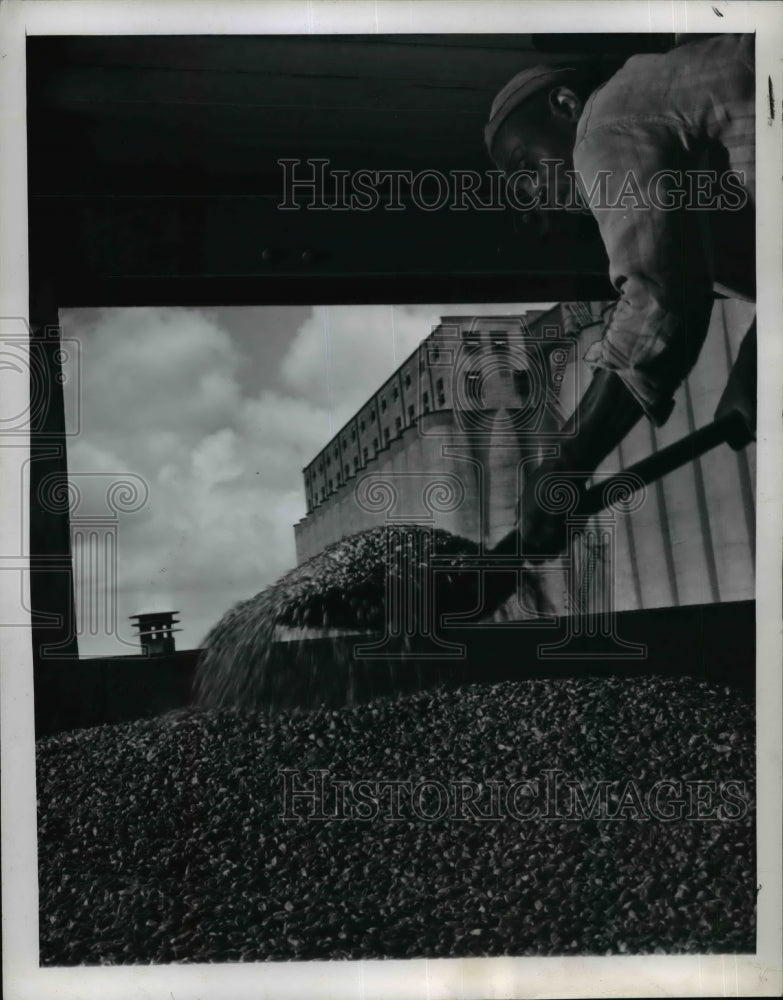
[713,321,756,450]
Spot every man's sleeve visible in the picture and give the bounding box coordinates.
[573,120,716,425]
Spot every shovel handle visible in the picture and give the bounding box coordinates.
[577,412,745,517]
[490,412,749,559]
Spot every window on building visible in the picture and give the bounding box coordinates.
[436,377,444,392]
[326,455,330,466]
[360,419,365,432]
[351,428,356,441]
[370,410,376,423]
[395,416,402,432]
[404,372,411,388]
[384,427,390,443]
[462,330,481,352]
[328,478,332,490]
[513,369,532,399]
[345,463,350,477]
[381,396,387,412]
[373,437,379,451]
[363,447,368,461]
[423,391,430,414]
[408,404,415,421]
[392,386,399,401]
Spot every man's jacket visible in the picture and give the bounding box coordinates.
[574,33,755,424]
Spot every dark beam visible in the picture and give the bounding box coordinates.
[28,285,79,664]
[31,194,611,305]
[51,273,615,310]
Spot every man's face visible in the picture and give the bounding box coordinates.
[490,92,581,209]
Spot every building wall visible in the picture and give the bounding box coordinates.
[294,300,756,613]
[296,308,555,553]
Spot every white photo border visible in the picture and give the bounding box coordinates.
[1,2,781,997]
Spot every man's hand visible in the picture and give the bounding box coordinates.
[713,321,756,450]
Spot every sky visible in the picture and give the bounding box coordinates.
[60,302,549,656]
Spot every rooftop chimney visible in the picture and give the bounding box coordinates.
[129,611,182,656]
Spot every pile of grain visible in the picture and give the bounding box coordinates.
[195,525,547,709]
[37,674,754,964]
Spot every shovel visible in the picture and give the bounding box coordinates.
[488,322,756,566]
[578,321,756,517]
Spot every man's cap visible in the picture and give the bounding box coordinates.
[484,65,578,157]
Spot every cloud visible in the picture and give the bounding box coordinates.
[62,306,316,652]
[280,305,426,431]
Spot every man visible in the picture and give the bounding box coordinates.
[485,34,756,558]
